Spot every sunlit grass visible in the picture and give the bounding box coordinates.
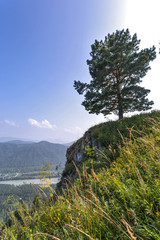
[1,113,160,239]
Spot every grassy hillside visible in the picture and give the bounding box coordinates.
[59,111,160,186]
[1,111,160,239]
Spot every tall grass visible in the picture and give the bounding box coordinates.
[1,115,160,239]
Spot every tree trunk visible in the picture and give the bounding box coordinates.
[117,82,123,120]
[119,107,123,120]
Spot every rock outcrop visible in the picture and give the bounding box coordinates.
[57,129,101,192]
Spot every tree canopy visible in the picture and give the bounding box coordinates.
[74,29,156,119]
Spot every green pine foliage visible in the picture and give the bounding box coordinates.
[74,29,156,119]
[1,111,160,239]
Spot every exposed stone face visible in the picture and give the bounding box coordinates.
[56,129,101,193]
[68,131,91,163]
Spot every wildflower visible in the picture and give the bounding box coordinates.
[156,212,160,217]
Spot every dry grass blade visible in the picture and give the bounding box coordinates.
[0,221,16,240]
[72,160,83,187]
[33,232,62,240]
[35,184,48,199]
[91,169,100,182]
[66,224,95,240]
[121,219,137,240]
[83,196,133,240]
[96,148,111,163]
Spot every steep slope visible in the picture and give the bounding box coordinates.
[0,141,67,168]
[58,110,160,191]
[1,111,160,239]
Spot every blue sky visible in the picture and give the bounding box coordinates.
[0,0,159,142]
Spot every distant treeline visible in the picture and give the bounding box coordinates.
[0,141,67,169]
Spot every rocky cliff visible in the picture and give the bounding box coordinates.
[57,129,101,192]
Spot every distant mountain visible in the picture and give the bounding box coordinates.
[7,140,34,144]
[0,141,67,169]
[0,137,35,143]
[42,139,76,145]
[0,137,76,146]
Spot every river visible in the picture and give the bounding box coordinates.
[0,177,60,186]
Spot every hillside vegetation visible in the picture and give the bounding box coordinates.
[0,183,57,224]
[1,111,160,239]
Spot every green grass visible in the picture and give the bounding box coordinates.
[1,111,160,239]
[91,111,160,156]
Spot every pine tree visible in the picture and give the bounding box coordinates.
[74,29,156,119]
